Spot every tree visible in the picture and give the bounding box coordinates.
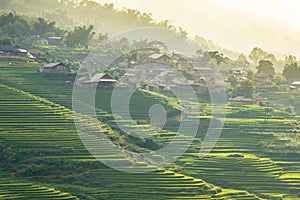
[235,79,255,98]
[245,69,254,78]
[0,37,15,46]
[256,60,275,75]
[208,51,225,65]
[284,55,297,65]
[33,17,59,36]
[236,53,249,67]
[194,51,210,66]
[64,25,95,48]
[282,63,300,80]
[248,47,277,65]
[0,12,30,37]
[227,74,238,87]
[149,40,168,52]
[132,39,151,49]
[178,26,187,40]
[249,47,268,64]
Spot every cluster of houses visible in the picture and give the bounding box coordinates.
[0,35,63,60]
[121,66,206,92]
[38,62,117,86]
[36,50,300,106]
[37,53,252,105]
[117,51,225,92]
[0,45,35,59]
[36,61,264,105]
[27,35,63,46]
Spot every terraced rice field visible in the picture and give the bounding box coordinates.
[0,83,261,199]
[0,179,77,199]
[175,103,300,199]
[0,63,299,199]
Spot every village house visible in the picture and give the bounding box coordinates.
[228,96,256,105]
[255,94,266,102]
[254,72,273,82]
[291,81,300,88]
[171,53,191,68]
[149,67,166,74]
[149,53,170,64]
[193,67,214,78]
[289,81,300,91]
[39,63,69,74]
[230,68,244,75]
[121,73,135,81]
[153,82,167,91]
[78,73,117,87]
[0,45,35,59]
[38,38,49,45]
[27,35,49,45]
[48,36,63,46]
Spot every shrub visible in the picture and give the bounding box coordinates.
[227,153,244,158]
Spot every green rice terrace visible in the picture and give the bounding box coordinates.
[0,61,299,199]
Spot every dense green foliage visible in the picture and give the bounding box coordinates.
[235,79,255,98]
[0,12,96,48]
[282,63,300,80]
[256,60,275,75]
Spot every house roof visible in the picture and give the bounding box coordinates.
[90,73,116,82]
[292,81,300,86]
[123,73,135,76]
[99,79,117,82]
[38,38,48,41]
[172,53,189,60]
[229,96,255,102]
[90,73,106,82]
[172,78,188,85]
[231,68,243,71]
[28,53,35,59]
[18,49,28,53]
[153,82,166,87]
[42,62,65,68]
[77,77,89,82]
[194,67,212,71]
[48,36,61,40]
[149,53,168,60]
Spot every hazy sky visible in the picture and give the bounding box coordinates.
[95,0,300,58]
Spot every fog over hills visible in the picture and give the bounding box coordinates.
[96,0,300,59]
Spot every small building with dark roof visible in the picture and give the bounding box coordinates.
[48,37,63,46]
[229,96,255,105]
[78,73,117,87]
[39,63,69,74]
[149,53,170,64]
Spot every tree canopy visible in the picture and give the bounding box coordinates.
[235,79,255,98]
[64,25,95,48]
[256,60,275,75]
[282,63,300,80]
